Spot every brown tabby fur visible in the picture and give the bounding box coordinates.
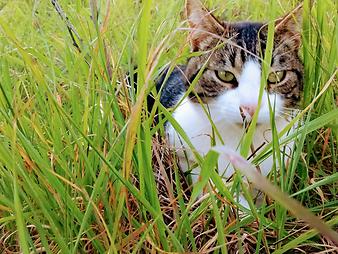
[184,0,303,108]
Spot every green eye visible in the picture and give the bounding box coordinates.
[268,71,286,83]
[216,70,236,83]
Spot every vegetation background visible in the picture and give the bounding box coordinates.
[0,0,337,253]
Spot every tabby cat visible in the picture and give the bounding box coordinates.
[157,0,303,206]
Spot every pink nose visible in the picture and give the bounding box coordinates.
[240,104,257,117]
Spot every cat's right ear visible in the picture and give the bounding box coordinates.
[185,0,225,51]
[275,4,303,49]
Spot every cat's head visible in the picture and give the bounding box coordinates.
[184,0,303,124]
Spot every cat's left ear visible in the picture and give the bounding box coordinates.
[185,0,225,51]
[275,4,303,48]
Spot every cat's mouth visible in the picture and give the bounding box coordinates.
[239,107,253,128]
[238,106,265,129]
[235,122,262,129]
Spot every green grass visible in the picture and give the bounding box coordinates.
[0,0,337,253]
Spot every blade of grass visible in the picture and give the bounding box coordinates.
[214,146,338,245]
[272,216,338,254]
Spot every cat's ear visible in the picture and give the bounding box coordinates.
[275,4,303,48]
[185,0,225,51]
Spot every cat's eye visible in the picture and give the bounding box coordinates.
[216,70,236,83]
[268,71,286,84]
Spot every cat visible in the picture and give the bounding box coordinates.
[156,0,303,206]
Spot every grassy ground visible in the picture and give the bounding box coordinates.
[0,0,337,253]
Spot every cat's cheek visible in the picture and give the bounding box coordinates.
[256,93,284,124]
[215,91,243,123]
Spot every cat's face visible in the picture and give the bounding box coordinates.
[184,0,303,124]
